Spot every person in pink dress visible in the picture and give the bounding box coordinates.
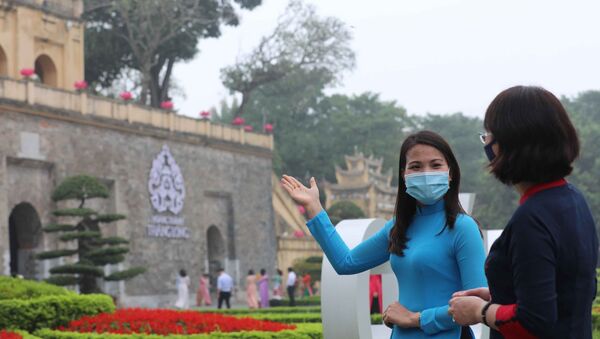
[246,269,259,309]
[258,268,270,308]
[196,273,212,306]
[369,274,383,314]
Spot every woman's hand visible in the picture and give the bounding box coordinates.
[452,287,490,301]
[383,302,420,328]
[280,175,323,219]
[448,296,486,326]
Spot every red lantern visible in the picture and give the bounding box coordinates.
[264,123,274,133]
[297,205,306,215]
[243,125,253,132]
[74,80,88,90]
[119,91,133,101]
[160,101,174,110]
[232,117,245,126]
[20,68,35,78]
[200,110,211,119]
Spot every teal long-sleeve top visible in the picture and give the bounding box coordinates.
[306,199,487,339]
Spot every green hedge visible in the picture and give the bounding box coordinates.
[199,306,322,315]
[0,294,115,332]
[273,296,320,307]
[33,323,323,339]
[0,276,74,300]
[235,312,382,325]
[594,311,600,331]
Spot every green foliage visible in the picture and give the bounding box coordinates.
[40,175,144,294]
[49,264,104,277]
[42,224,77,233]
[44,275,80,287]
[51,175,110,202]
[96,214,126,223]
[104,267,147,281]
[279,296,321,307]
[328,201,366,225]
[52,208,96,218]
[36,249,78,260]
[0,276,73,300]
[35,323,321,339]
[83,0,262,106]
[0,294,115,332]
[92,236,129,246]
[59,231,101,241]
[292,258,322,282]
[200,306,321,315]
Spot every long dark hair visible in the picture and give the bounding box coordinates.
[389,131,465,256]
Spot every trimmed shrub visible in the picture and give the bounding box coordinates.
[0,276,73,300]
[0,294,115,332]
[277,296,320,306]
[34,323,322,339]
[235,312,382,325]
[200,306,322,315]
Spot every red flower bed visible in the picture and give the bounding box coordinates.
[0,331,22,339]
[59,309,296,335]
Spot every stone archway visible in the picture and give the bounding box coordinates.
[9,202,42,279]
[0,46,7,76]
[207,225,225,286]
[34,54,57,86]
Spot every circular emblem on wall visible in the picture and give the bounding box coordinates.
[148,145,185,214]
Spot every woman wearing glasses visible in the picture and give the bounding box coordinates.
[449,86,598,339]
[282,130,487,338]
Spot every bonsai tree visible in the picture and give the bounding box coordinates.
[36,175,145,293]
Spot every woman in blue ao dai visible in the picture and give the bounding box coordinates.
[281,131,487,339]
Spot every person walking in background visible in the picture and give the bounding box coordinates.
[245,269,259,309]
[196,273,212,307]
[217,268,233,309]
[370,274,383,314]
[281,130,487,338]
[258,268,270,308]
[286,267,297,307]
[174,269,190,309]
[272,268,283,300]
[449,86,598,339]
[302,273,313,297]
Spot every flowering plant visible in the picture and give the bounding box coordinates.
[160,101,174,110]
[74,80,88,90]
[59,309,295,335]
[244,125,253,132]
[264,123,274,133]
[199,111,211,119]
[232,117,245,126]
[19,68,35,78]
[120,91,133,101]
[0,330,22,339]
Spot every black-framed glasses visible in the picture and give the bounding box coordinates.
[478,132,492,144]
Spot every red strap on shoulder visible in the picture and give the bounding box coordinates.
[519,179,567,205]
[495,304,537,339]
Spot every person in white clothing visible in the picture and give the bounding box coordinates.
[174,269,190,309]
[217,268,234,309]
[286,267,297,306]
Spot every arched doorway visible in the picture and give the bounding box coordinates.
[0,46,7,76]
[9,202,42,278]
[207,225,225,287]
[34,54,57,86]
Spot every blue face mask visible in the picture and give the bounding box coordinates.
[404,171,450,205]
[484,139,497,162]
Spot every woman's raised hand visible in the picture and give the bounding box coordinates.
[280,175,323,219]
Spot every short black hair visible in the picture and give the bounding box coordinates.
[484,86,579,185]
[260,268,266,275]
[179,269,187,277]
[248,269,254,275]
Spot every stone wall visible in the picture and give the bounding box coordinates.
[0,103,276,307]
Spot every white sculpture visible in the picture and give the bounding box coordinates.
[148,145,185,214]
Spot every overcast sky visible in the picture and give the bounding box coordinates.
[172,0,600,120]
